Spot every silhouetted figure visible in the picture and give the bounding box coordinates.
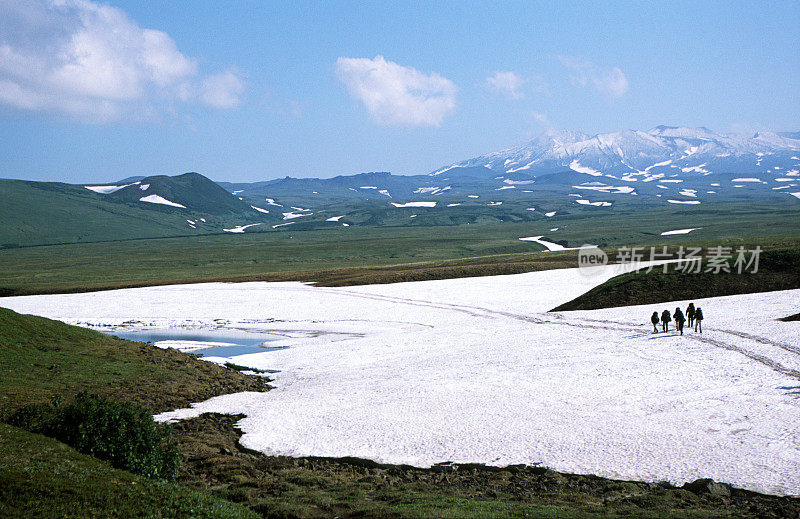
[686,303,696,327]
[661,309,672,332]
[651,311,660,333]
[694,307,704,333]
[674,307,685,335]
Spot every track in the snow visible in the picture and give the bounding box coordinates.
[320,287,800,381]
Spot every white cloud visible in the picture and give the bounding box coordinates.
[559,56,628,99]
[200,70,245,109]
[0,0,244,121]
[531,111,549,126]
[335,55,456,127]
[486,71,525,99]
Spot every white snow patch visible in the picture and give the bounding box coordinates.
[644,159,672,171]
[360,186,377,189]
[251,205,270,214]
[544,211,556,217]
[326,215,344,222]
[660,228,701,236]
[84,182,138,194]
[223,223,263,233]
[391,201,437,208]
[789,192,800,200]
[496,185,516,190]
[575,199,612,207]
[659,179,683,183]
[139,194,186,208]
[487,201,502,206]
[519,236,595,251]
[271,222,295,228]
[569,160,602,176]
[681,163,708,173]
[446,203,461,207]
[431,165,457,176]
[667,199,701,205]
[732,178,764,183]
[265,198,282,206]
[139,184,150,191]
[283,212,311,220]
[467,195,479,198]
[572,184,635,195]
[413,187,439,194]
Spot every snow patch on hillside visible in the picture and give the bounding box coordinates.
[391,201,437,208]
[139,194,186,208]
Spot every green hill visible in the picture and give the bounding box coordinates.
[0,173,272,247]
[552,247,800,311]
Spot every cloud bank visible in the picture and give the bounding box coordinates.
[0,0,244,122]
[559,56,628,99]
[336,55,456,127]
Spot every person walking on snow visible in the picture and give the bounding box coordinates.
[674,307,685,335]
[661,309,672,333]
[686,303,696,328]
[651,311,660,333]
[694,307,704,333]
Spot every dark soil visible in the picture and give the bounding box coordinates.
[172,413,800,518]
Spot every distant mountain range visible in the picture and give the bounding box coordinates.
[438,126,800,179]
[2,126,798,246]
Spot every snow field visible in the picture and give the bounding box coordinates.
[2,266,799,495]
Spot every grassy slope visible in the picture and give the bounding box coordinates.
[553,247,800,311]
[0,424,257,519]
[0,307,270,413]
[0,179,199,247]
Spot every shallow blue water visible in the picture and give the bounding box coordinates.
[104,328,283,357]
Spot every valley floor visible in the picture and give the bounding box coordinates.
[3,263,799,496]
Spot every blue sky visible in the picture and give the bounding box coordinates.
[0,0,798,183]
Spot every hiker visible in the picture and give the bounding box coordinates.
[686,303,696,327]
[674,307,685,335]
[661,309,671,333]
[694,307,704,333]
[651,311,660,333]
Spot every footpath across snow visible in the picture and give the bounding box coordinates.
[2,264,799,496]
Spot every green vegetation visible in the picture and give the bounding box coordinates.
[170,414,800,519]
[1,202,798,295]
[7,392,181,480]
[0,307,270,412]
[0,423,258,519]
[553,247,800,311]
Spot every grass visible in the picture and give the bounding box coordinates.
[172,414,799,519]
[0,307,270,413]
[553,247,800,311]
[0,423,258,519]
[1,202,799,295]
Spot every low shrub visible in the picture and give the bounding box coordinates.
[5,391,180,480]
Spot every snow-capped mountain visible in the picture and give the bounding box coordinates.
[435,126,800,182]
